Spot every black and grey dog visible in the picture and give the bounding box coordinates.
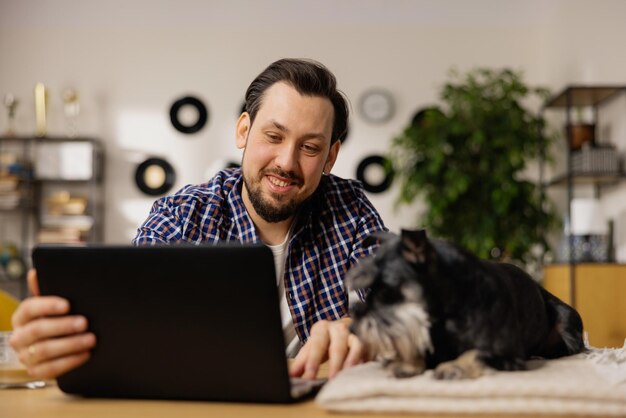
[348,229,585,379]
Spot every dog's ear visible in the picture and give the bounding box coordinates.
[363,231,395,248]
[400,228,428,264]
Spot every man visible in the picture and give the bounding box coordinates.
[10,58,386,381]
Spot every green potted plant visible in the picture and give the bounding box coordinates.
[390,68,559,266]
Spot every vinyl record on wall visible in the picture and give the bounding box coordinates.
[411,106,445,127]
[356,155,394,194]
[135,158,176,196]
[169,96,208,134]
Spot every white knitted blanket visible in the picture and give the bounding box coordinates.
[316,344,626,416]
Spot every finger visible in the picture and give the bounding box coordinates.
[27,351,92,380]
[301,329,330,380]
[11,296,69,328]
[327,323,350,379]
[288,347,308,377]
[18,332,96,369]
[27,269,40,296]
[290,319,341,379]
[343,334,367,368]
[301,348,325,380]
[11,315,89,351]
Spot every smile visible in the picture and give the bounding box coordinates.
[265,174,300,193]
[268,176,292,188]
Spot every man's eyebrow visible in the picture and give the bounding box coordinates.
[270,120,289,132]
[268,120,327,141]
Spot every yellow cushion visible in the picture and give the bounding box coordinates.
[0,290,19,331]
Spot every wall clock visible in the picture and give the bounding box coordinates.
[135,158,176,196]
[359,89,395,124]
[169,96,208,134]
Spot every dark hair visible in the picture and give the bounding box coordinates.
[244,58,349,144]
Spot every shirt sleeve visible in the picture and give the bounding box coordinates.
[350,189,387,264]
[132,197,184,245]
[349,187,387,301]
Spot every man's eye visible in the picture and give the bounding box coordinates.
[266,133,281,142]
[301,144,319,154]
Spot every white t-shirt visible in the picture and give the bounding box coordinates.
[266,236,301,358]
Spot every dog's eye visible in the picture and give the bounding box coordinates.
[376,286,402,305]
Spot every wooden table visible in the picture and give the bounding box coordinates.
[0,381,616,418]
[1,382,332,418]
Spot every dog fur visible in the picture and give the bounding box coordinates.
[348,229,585,379]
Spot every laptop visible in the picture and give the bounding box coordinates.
[32,244,326,403]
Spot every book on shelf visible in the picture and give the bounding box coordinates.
[37,227,84,244]
[0,191,20,209]
[0,174,22,209]
[45,192,87,216]
[571,146,620,174]
[40,215,94,232]
[0,175,19,193]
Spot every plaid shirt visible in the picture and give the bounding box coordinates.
[133,168,386,342]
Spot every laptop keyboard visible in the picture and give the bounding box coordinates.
[289,377,327,399]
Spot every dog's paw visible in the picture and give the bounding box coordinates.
[388,362,425,378]
[434,362,474,380]
[433,350,486,380]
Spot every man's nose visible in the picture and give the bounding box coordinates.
[274,142,299,172]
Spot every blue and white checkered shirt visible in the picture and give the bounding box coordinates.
[132,168,386,342]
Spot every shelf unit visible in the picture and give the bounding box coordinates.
[0,136,105,298]
[543,263,626,348]
[546,172,626,187]
[542,85,626,308]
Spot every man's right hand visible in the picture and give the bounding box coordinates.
[9,269,96,379]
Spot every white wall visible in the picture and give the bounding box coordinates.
[1,0,626,256]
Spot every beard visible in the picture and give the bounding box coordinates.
[242,166,305,223]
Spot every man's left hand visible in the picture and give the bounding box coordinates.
[288,317,366,379]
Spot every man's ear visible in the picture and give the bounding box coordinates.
[235,112,250,149]
[400,228,428,264]
[323,140,341,174]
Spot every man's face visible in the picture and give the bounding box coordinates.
[236,82,340,224]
